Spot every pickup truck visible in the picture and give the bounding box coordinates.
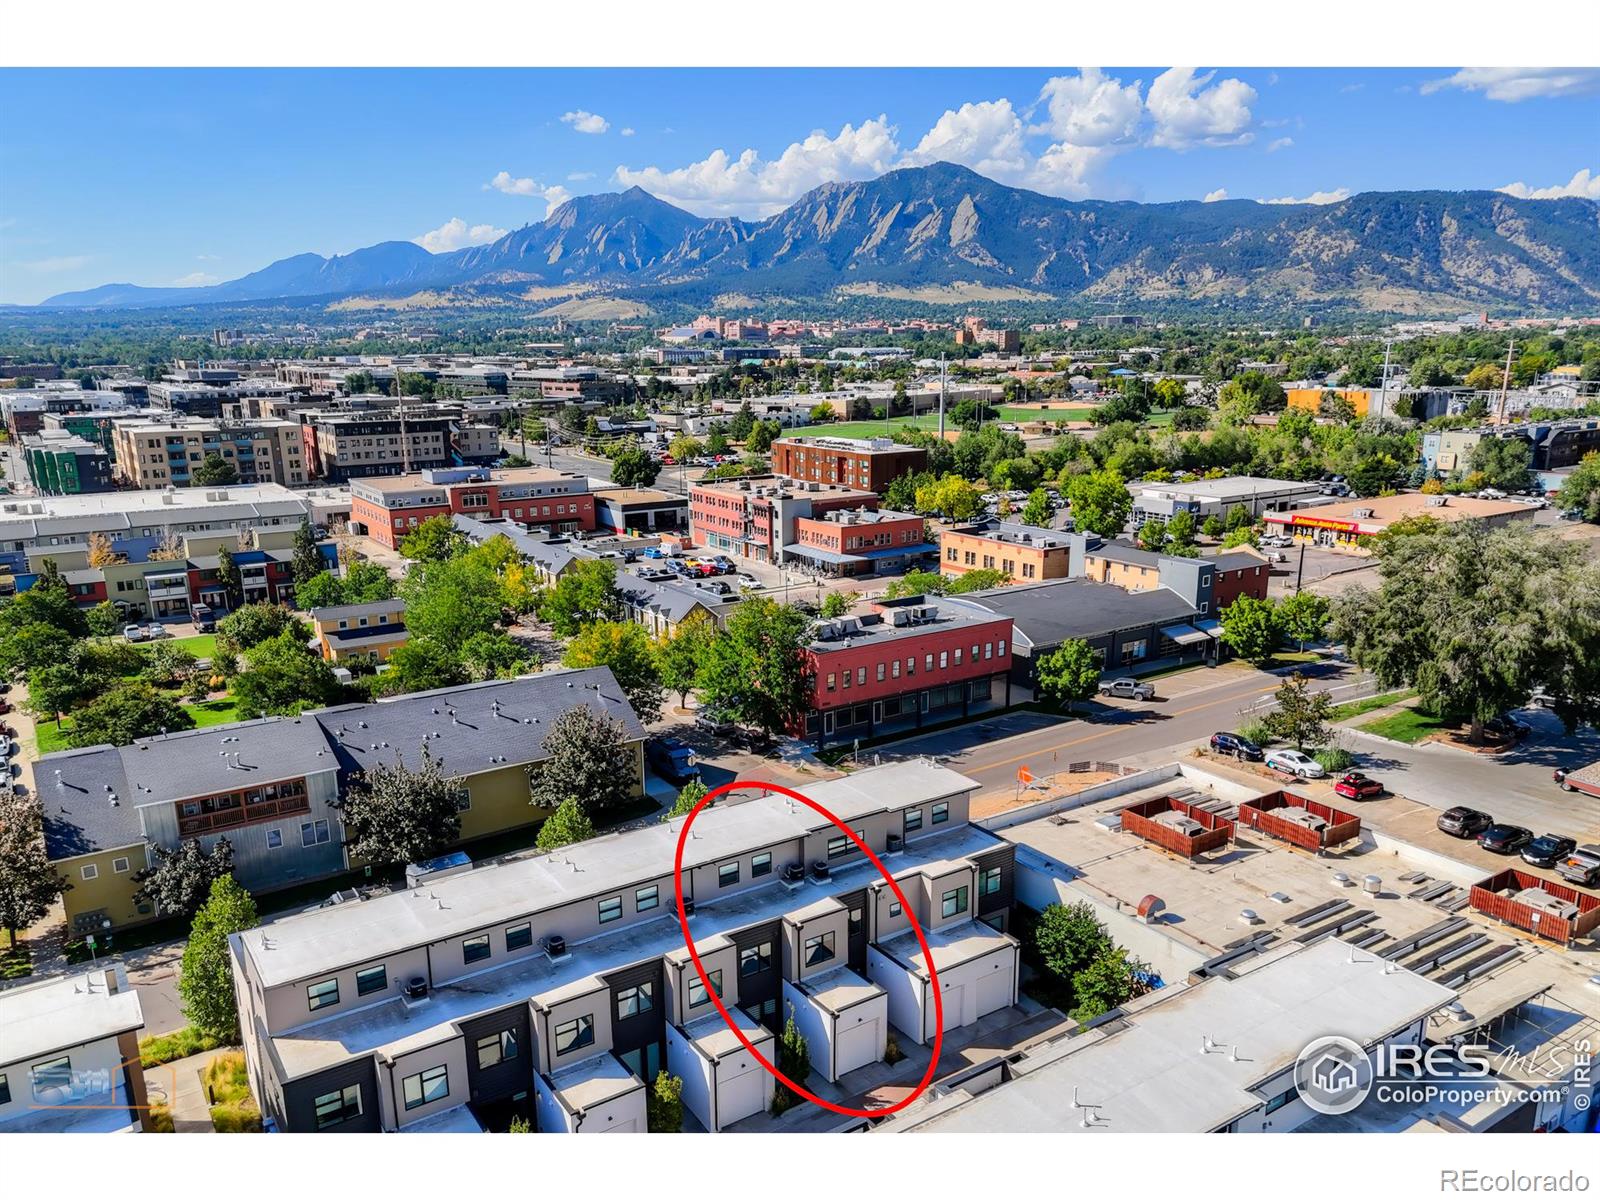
[1553,761,1600,798]
[1098,678,1156,701]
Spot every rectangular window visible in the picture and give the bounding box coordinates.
[827,835,851,859]
[876,662,886,682]
[740,942,773,976]
[826,672,836,692]
[402,1064,449,1110]
[306,979,339,1011]
[81,864,98,881]
[265,829,283,849]
[0,1074,8,1106]
[932,801,950,825]
[939,651,948,669]
[1264,1085,1299,1115]
[954,648,962,665]
[462,935,491,965]
[925,653,934,672]
[891,660,901,679]
[687,969,723,1009]
[941,886,970,919]
[751,852,772,877]
[554,1015,595,1056]
[889,901,903,919]
[842,670,851,690]
[598,895,623,924]
[635,884,659,913]
[980,866,1002,896]
[300,819,330,847]
[355,965,387,996]
[313,1084,362,1129]
[856,667,866,686]
[718,861,740,888]
[804,931,836,966]
[505,923,533,951]
[111,856,130,874]
[476,1029,518,1070]
[904,808,923,833]
[616,981,655,1020]
[998,639,1006,657]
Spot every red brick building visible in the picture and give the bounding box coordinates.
[690,476,877,565]
[770,435,927,495]
[790,508,935,577]
[798,596,1013,747]
[349,466,595,550]
[1208,548,1271,609]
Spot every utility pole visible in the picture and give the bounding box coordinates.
[1377,338,1394,421]
[1496,339,1516,426]
[938,354,947,439]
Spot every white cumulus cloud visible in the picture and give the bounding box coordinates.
[172,271,221,286]
[562,110,610,134]
[1498,168,1600,200]
[414,217,509,253]
[1146,67,1258,148]
[1203,188,1229,202]
[1421,68,1600,103]
[905,100,1030,181]
[1259,188,1352,205]
[1032,67,1144,147]
[1267,137,1294,153]
[620,127,636,137]
[613,116,900,218]
[486,171,572,215]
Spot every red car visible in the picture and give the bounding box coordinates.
[1333,771,1384,800]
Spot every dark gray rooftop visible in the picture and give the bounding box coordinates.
[310,598,407,623]
[39,745,137,859]
[953,578,1198,651]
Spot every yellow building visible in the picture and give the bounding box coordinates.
[1285,387,1372,419]
[311,599,410,663]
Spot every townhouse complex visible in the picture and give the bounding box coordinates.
[38,669,646,936]
[226,762,1019,1134]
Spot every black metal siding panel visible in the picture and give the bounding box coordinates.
[973,844,1016,917]
[730,919,783,1022]
[459,1004,533,1104]
[837,887,869,973]
[604,959,666,1059]
[282,1057,382,1133]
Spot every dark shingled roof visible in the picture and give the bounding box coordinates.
[309,667,645,779]
[953,577,1198,652]
[39,745,138,860]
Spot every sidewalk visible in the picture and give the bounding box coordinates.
[145,1047,229,1134]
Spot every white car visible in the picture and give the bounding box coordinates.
[1265,749,1326,779]
[123,624,146,642]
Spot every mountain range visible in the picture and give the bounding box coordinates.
[38,162,1600,313]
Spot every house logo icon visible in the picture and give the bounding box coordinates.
[1294,1035,1374,1116]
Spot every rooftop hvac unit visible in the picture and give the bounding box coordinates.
[1362,875,1383,896]
[403,976,429,1000]
[891,609,911,627]
[681,898,696,917]
[885,832,903,855]
[544,934,568,958]
[783,862,806,884]
[1425,495,1449,507]
[1352,507,1375,519]
[811,861,831,882]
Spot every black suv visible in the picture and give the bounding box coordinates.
[1437,807,1494,839]
[1209,732,1264,761]
[1521,834,1576,869]
[1478,824,1534,855]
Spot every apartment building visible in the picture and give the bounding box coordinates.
[111,418,309,488]
[802,596,1014,747]
[227,762,1019,1133]
[787,508,934,578]
[148,377,302,419]
[1205,547,1271,609]
[349,466,596,550]
[0,484,315,578]
[311,599,409,663]
[305,411,455,482]
[39,670,646,934]
[22,431,114,494]
[690,475,878,565]
[940,521,1074,584]
[1,387,134,440]
[1421,418,1600,478]
[770,435,928,494]
[0,967,154,1133]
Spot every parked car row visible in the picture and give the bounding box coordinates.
[122,622,168,642]
[1436,807,1600,885]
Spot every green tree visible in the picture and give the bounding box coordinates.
[398,515,464,562]
[133,837,234,918]
[216,602,303,653]
[1019,488,1052,528]
[403,553,507,645]
[1164,509,1198,553]
[530,706,638,817]
[26,662,101,726]
[772,1003,812,1114]
[1556,452,1600,521]
[563,621,663,722]
[535,796,597,851]
[1263,673,1334,750]
[1064,469,1132,538]
[881,570,950,600]
[1464,362,1504,392]
[647,1072,685,1133]
[231,631,340,718]
[819,592,855,619]
[69,683,196,747]
[1072,945,1153,1021]
[376,637,469,697]
[1032,901,1112,987]
[747,419,781,454]
[1466,437,1533,492]
[610,444,662,488]
[291,520,324,586]
[1218,595,1281,665]
[85,600,121,638]
[335,746,465,868]
[1035,639,1101,713]
[178,876,258,1042]
[654,614,715,710]
[946,568,1010,594]
[1224,504,1254,532]
[215,546,242,608]
[294,561,396,610]
[0,793,68,946]
[1137,517,1168,551]
[696,599,813,737]
[661,779,708,823]
[913,474,983,521]
[1201,513,1224,539]
[1277,591,1330,651]
[191,453,239,487]
[0,622,79,680]
[536,559,624,638]
[729,402,756,441]
[460,630,529,681]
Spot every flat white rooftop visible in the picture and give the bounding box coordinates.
[888,938,1457,1134]
[0,969,143,1067]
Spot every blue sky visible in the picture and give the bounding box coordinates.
[2,66,1596,304]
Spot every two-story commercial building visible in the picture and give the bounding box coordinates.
[39,670,645,935]
[349,467,596,550]
[690,476,878,565]
[785,508,935,578]
[227,762,1019,1133]
[940,521,1075,584]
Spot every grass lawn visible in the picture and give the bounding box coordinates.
[1265,650,1322,668]
[1359,708,1449,744]
[156,633,217,659]
[34,719,72,756]
[188,698,243,727]
[139,1026,224,1068]
[1329,689,1417,723]
[205,1052,262,1133]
